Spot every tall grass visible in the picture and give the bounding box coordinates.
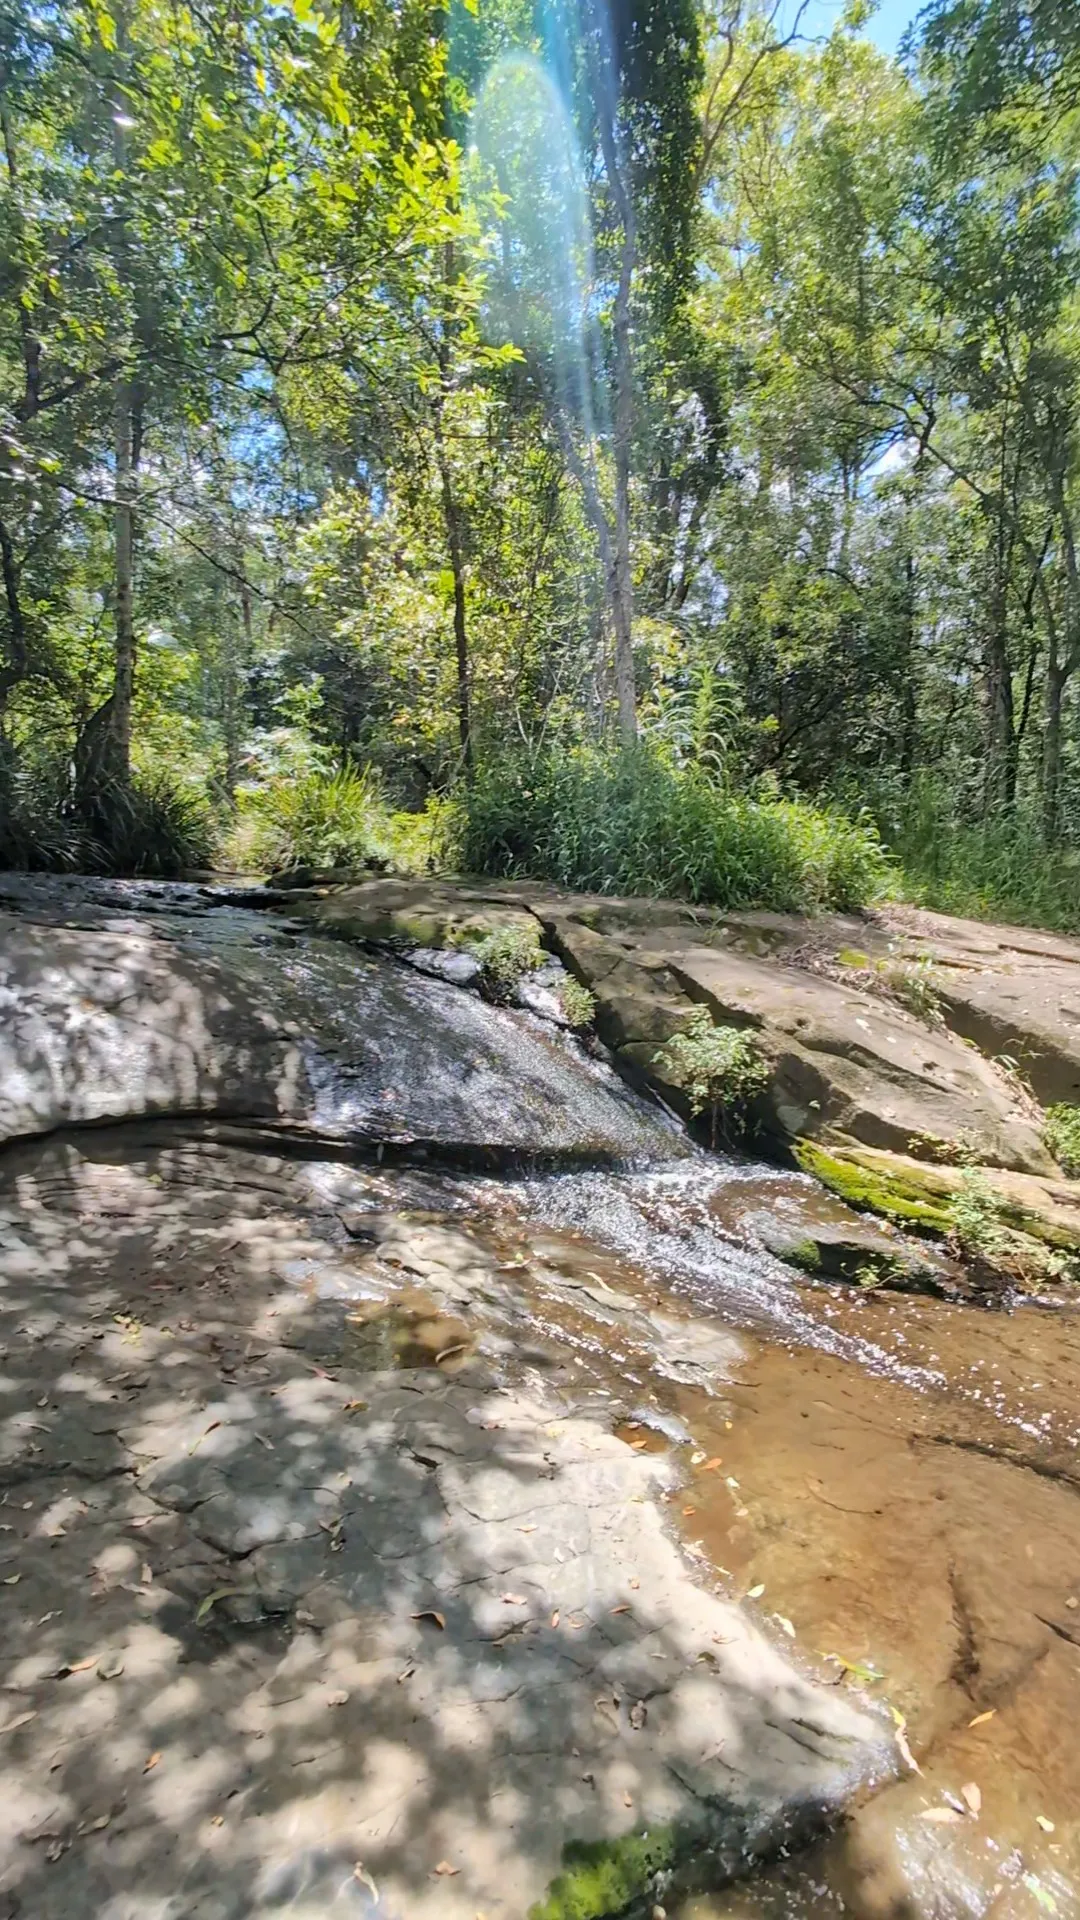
[452,745,892,914]
[874,777,1080,934]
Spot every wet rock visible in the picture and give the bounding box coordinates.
[403,945,483,987]
[0,882,678,1163]
[716,1173,963,1293]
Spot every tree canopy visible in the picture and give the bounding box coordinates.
[2,0,1079,925]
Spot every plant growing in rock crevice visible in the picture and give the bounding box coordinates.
[659,1005,770,1146]
[559,977,597,1029]
[468,923,545,1000]
[1044,1104,1080,1177]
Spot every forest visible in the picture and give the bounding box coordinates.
[2,0,1079,929]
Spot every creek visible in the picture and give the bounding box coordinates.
[0,874,1077,1920]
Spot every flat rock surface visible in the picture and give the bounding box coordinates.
[0,1140,887,1920]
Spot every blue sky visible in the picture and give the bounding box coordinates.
[779,0,921,58]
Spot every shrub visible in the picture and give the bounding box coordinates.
[658,1005,770,1145]
[884,956,941,1023]
[226,765,389,875]
[1044,1104,1080,1177]
[468,922,545,999]
[452,744,891,914]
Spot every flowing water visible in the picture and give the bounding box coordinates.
[2,874,1078,1918]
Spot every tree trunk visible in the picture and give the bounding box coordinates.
[898,549,917,776]
[432,396,471,772]
[1042,642,1065,846]
[109,377,138,782]
[607,179,637,744]
[0,510,27,707]
[982,537,1014,815]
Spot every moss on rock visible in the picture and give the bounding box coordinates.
[793,1141,953,1234]
[528,1827,680,1920]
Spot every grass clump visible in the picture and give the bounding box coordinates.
[0,748,214,876]
[454,744,892,914]
[659,1006,770,1145]
[226,765,389,876]
[560,977,597,1028]
[1044,1105,1080,1178]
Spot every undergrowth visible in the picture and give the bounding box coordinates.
[0,749,214,876]
[452,745,892,914]
[226,765,389,875]
[867,776,1080,934]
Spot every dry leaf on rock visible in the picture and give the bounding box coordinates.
[411,1610,445,1629]
[961,1782,982,1817]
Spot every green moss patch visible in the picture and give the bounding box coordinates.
[794,1141,952,1234]
[528,1827,680,1920]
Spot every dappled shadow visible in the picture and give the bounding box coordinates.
[0,1135,887,1920]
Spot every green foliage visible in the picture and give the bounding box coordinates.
[467,921,545,999]
[0,751,82,871]
[454,745,892,913]
[91,774,216,877]
[1044,1105,1080,1178]
[659,1005,770,1145]
[559,977,596,1028]
[947,1170,1010,1257]
[226,767,389,877]
[883,780,1080,934]
[528,1827,679,1920]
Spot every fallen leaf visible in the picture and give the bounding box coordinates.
[1021,1871,1058,1913]
[891,1712,921,1775]
[629,1577,640,1590]
[623,1792,633,1808]
[0,1711,35,1734]
[98,1653,125,1680]
[609,1603,631,1615]
[961,1782,982,1817]
[919,1807,964,1824]
[433,1861,459,1877]
[187,1419,221,1455]
[55,1655,97,1677]
[517,1524,537,1535]
[343,1400,368,1415]
[968,1709,996,1727]
[501,1593,527,1606]
[691,1451,706,1465]
[702,1457,723,1472]
[550,1610,560,1628]
[141,1564,153,1585]
[774,1614,796,1639]
[144,1751,161,1772]
[411,1610,445,1630]
[354,1864,379,1901]
[1036,1815,1056,1833]
[211,1815,224,1827]
[2,1574,20,1586]
[194,1587,248,1625]
[746,1583,765,1600]
[629,1700,647,1730]
[326,1690,349,1708]
[681,1505,697,1517]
